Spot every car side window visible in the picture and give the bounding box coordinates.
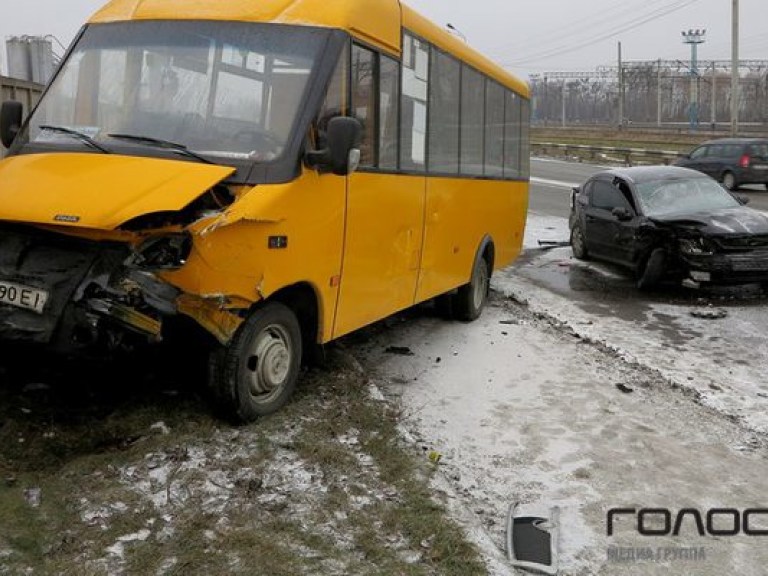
[749,143,768,158]
[708,145,724,157]
[689,146,708,159]
[578,181,592,204]
[591,181,632,211]
[723,144,742,158]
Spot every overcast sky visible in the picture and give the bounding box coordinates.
[1,0,766,78]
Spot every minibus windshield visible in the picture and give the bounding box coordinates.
[23,21,328,164]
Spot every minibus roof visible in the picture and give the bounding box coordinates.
[89,0,528,97]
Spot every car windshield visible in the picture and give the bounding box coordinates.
[635,176,741,218]
[22,21,328,163]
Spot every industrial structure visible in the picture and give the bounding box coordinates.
[530,59,768,133]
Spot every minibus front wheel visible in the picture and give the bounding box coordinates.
[209,302,302,423]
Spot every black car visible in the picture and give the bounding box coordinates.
[675,138,768,190]
[569,166,768,288]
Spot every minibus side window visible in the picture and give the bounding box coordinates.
[460,65,485,176]
[400,33,429,171]
[484,80,505,177]
[520,99,531,179]
[504,90,522,179]
[351,45,377,167]
[379,56,399,170]
[316,43,350,144]
[428,49,460,175]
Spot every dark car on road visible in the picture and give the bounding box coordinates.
[675,138,768,190]
[569,166,768,288]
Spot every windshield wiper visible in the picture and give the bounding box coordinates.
[39,125,111,154]
[107,133,215,165]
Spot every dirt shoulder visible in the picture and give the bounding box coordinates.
[0,347,485,575]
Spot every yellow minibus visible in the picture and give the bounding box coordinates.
[0,0,530,421]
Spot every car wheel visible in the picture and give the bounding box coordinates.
[208,302,302,423]
[722,171,738,190]
[453,253,491,322]
[570,223,589,260]
[637,248,666,290]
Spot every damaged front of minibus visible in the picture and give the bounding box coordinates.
[0,12,363,422]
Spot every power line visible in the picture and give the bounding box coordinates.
[494,0,674,55]
[503,0,702,67]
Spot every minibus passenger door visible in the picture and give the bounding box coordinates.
[332,46,427,338]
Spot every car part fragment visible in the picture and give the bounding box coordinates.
[506,502,560,575]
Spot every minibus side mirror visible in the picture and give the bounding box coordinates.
[1,101,23,149]
[306,116,362,176]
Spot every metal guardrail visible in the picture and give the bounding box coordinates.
[0,75,44,158]
[533,142,686,166]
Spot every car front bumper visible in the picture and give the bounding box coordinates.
[680,249,768,284]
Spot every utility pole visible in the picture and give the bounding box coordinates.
[682,29,706,131]
[561,81,567,128]
[657,59,663,127]
[731,0,739,136]
[711,61,717,131]
[618,42,624,130]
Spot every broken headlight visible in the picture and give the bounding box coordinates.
[129,233,192,270]
[678,237,716,256]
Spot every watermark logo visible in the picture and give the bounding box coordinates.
[607,508,768,537]
[607,546,707,564]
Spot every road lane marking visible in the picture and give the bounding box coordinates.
[530,177,579,190]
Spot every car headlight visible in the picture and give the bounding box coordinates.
[678,237,715,256]
[129,233,192,270]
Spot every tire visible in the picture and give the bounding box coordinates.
[722,171,737,191]
[570,223,589,260]
[208,302,302,423]
[637,248,666,290]
[453,253,491,322]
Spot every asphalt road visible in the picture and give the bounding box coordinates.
[530,157,768,218]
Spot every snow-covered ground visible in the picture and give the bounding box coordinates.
[500,212,768,435]
[356,210,768,575]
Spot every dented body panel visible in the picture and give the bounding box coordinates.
[0,153,234,230]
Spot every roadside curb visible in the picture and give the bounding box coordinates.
[334,344,516,576]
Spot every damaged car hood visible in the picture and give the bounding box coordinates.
[651,206,768,236]
[0,153,234,230]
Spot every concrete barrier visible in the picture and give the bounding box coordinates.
[533,141,685,166]
[0,75,44,158]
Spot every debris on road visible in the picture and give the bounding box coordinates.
[690,307,728,320]
[537,240,570,250]
[385,346,415,356]
[615,383,635,394]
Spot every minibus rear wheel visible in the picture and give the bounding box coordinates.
[209,302,302,423]
[453,253,491,321]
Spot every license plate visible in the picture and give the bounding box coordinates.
[753,164,768,170]
[0,280,49,314]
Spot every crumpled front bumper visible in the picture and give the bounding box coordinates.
[0,224,171,351]
[680,249,768,284]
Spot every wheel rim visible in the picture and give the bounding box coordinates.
[472,261,489,310]
[724,173,735,189]
[245,324,292,401]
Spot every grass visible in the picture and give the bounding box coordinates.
[0,344,486,575]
